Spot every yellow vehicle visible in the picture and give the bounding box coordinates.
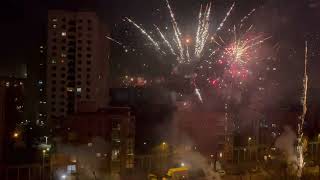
[148,167,189,180]
[166,167,189,180]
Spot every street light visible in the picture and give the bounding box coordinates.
[13,132,19,138]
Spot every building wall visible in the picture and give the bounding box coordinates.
[0,86,5,164]
[61,107,135,177]
[47,10,109,120]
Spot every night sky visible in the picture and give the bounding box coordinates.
[1,0,320,96]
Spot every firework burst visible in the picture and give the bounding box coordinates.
[107,0,271,102]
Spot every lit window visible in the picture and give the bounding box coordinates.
[67,165,76,173]
[5,82,10,87]
[67,87,74,92]
[38,80,43,85]
[76,88,81,94]
[61,53,66,58]
[52,18,58,22]
[61,32,67,36]
[51,59,56,64]
[52,24,57,28]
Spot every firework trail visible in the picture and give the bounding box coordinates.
[240,9,256,28]
[105,36,123,45]
[195,3,211,58]
[195,88,203,103]
[125,17,161,51]
[165,0,184,61]
[216,2,235,32]
[297,41,308,177]
[154,25,176,55]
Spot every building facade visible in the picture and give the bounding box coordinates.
[58,107,135,178]
[47,10,110,121]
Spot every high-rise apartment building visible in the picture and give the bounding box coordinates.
[47,10,110,120]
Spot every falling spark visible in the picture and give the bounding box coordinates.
[125,17,161,51]
[297,41,308,177]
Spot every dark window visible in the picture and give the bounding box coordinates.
[51,95,56,98]
[88,27,92,31]
[60,108,64,112]
[61,46,66,51]
[51,87,56,92]
[61,25,66,29]
[77,47,82,51]
[60,95,64,98]
[78,19,83,23]
[87,40,92,44]
[87,74,90,78]
[68,27,76,32]
[78,60,82,64]
[61,67,66,71]
[62,18,66,22]
[68,35,75,39]
[60,80,66,84]
[51,108,56,112]
[86,95,90,99]
[78,26,82,30]
[51,66,57,70]
[62,39,66,43]
[86,47,91,51]
[52,46,57,50]
[86,54,92,58]
[87,19,92,24]
[78,40,82,43]
[86,33,92,38]
[77,68,81,71]
[77,75,81,78]
[86,61,91,65]
[77,54,82,58]
[60,102,65,105]
[68,20,76,26]
[52,73,56,77]
[78,33,82,37]
[60,87,65,91]
[52,80,56,84]
[51,101,56,105]
[52,38,57,42]
[86,88,90,92]
[61,74,66,78]
[86,81,90,86]
[77,81,81,85]
[52,52,57,56]
[86,68,91,72]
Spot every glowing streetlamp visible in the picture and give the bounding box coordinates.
[13,132,19,138]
